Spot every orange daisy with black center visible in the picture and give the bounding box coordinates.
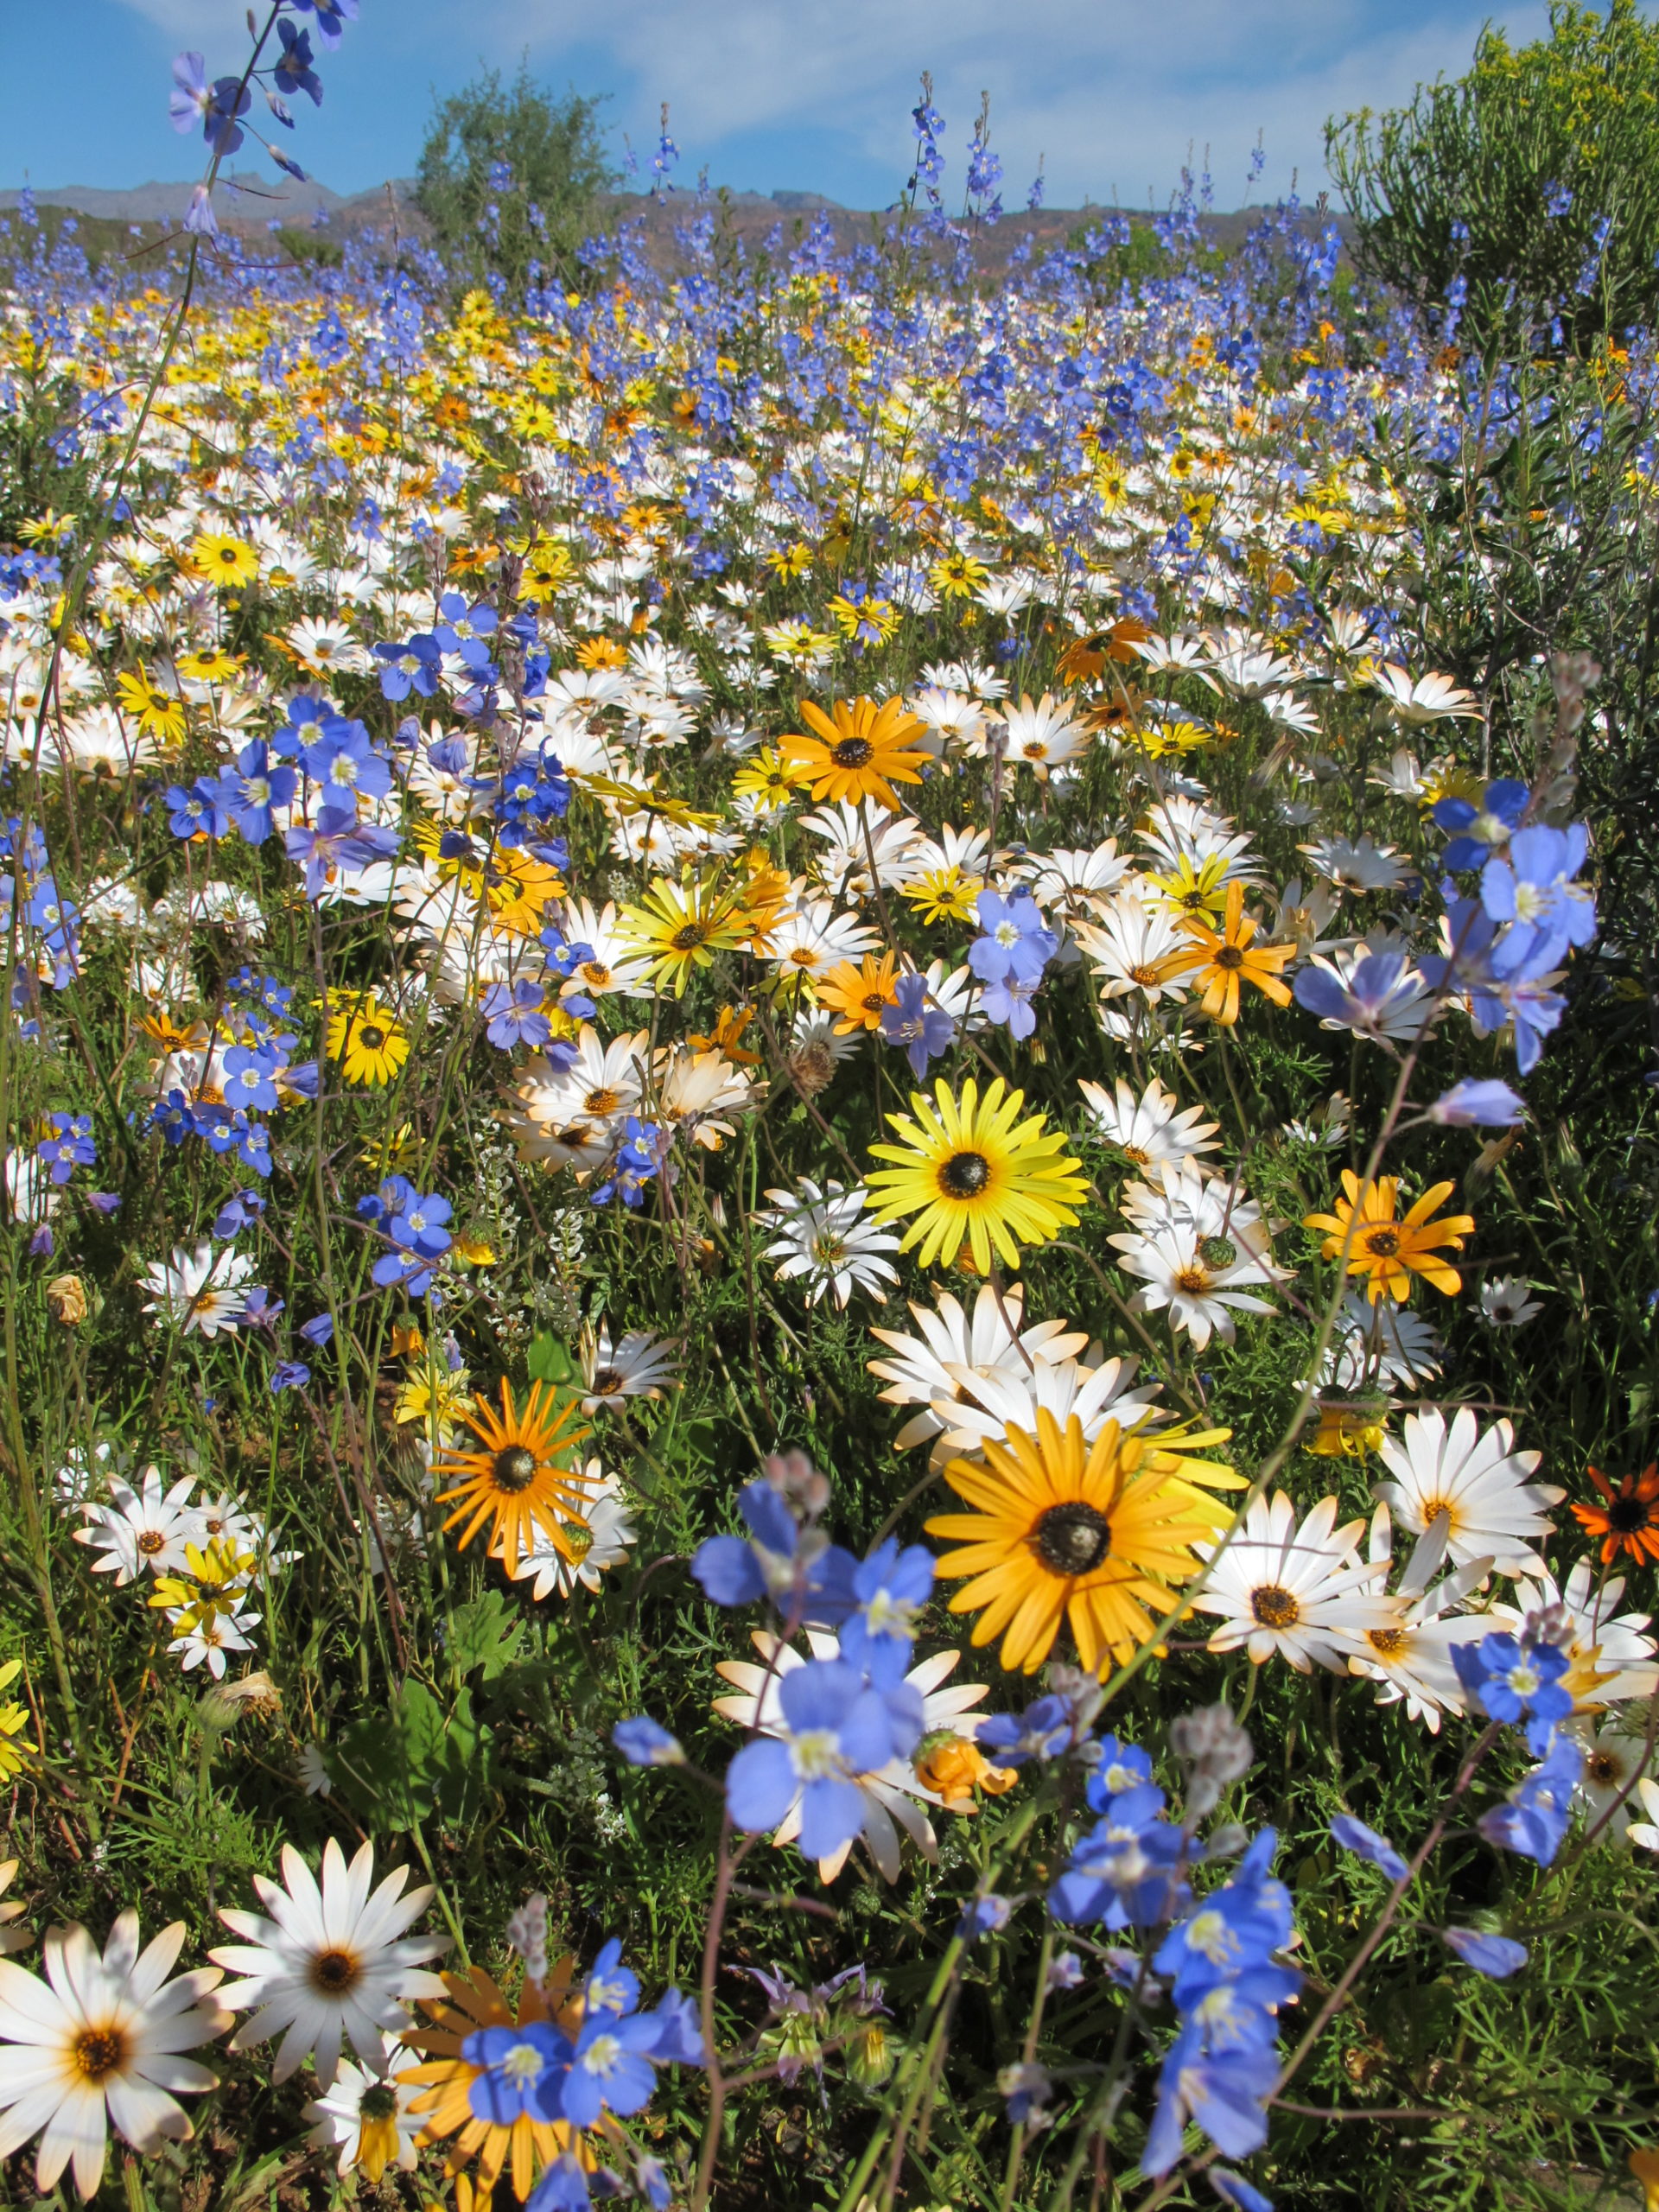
[1572,1462,1659,1566]
[779,695,932,811]
[433,1380,594,1572]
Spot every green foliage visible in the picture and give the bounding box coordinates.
[412,62,616,299]
[1328,0,1659,348]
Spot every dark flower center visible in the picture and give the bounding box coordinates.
[590,1369,623,1395]
[830,736,874,768]
[861,992,887,1013]
[1587,1751,1623,1784]
[310,1948,361,1995]
[137,1529,166,1554]
[1365,1228,1401,1257]
[938,1150,992,1199]
[1250,1585,1300,1629]
[1367,1626,1408,1656]
[492,1446,539,1492]
[73,2027,126,2080]
[671,924,706,950]
[359,2082,400,2122]
[1033,1501,1113,1577]
[358,1025,385,1050]
[585,1087,622,1115]
[1213,944,1245,969]
[1607,1494,1653,1534]
[1174,1266,1211,1294]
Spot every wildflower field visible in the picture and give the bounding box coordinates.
[4,8,1659,2209]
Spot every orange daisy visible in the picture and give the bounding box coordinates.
[817,950,902,1034]
[1155,880,1294,1025]
[1573,1463,1659,1566]
[779,696,931,811]
[432,1380,594,1571]
[1303,1173,1475,1304]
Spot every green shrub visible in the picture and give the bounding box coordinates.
[1327,0,1659,348]
[412,62,616,300]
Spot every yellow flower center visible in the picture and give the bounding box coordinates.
[73,2027,127,2081]
[1250,1585,1300,1629]
[1367,1625,1408,1657]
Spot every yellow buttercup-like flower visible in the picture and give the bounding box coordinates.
[926,1411,1233,1675]
[866,1075,1089,1274]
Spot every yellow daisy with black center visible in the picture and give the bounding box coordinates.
[865,1075,1089,1274]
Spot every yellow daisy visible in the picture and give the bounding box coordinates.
[433,1380,594,1572]
[191,531,259,588]
[1304,1173,1475,1303]
[114,667,187,745]
[926,1412,1232,1674]
[617,874,747,995]
[324,994,410,1087]
[866,1076,1090,1273]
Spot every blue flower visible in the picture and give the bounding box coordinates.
[969,888,1056,987]
[525,2154,594,2212]
[1293,950,1422,1037]
[1477,1732,1583,1865]
[224,741,296,844]
[272,19,323,105]
[838,1538,934,1673]
[36,1112,94,1185]
[1452,1631,1573,1752]
[1480,822,1596,969]
[1329,1814,1409,1884]
[297,1313,334,1348]
[435,591,498,671]
[880,972,956,1077]
[1145,2031,1279,2177]
[1433,778,1527,871]
[979,969,1044,1039]
[1049,1783,1187,1929]
[481,977,550,1050]
[1084,1733,1155,1811]
[373,634,443,701]
[613,1716,684,1767]
[302,718,392,804]
[221,1045,283,1115]
[463,2020,572,2125]
[1442,1926,1528,1978]
[977,1694,1076,1769]
[1153,1835,1293,2006]
[1212,2169,1275,2212]
[165,778,232,841]
[168,50,213,136]
[562,2011,662,2126]
[690,1478,858,1627]
[960,1891,1014,1941]
[1427,1077,1526,1128]
[269,1359,310,1394]
[725,1657,908,1859]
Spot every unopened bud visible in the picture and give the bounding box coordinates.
[46,1274,87,1325]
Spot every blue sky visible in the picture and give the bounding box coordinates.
[8,0,1552,211]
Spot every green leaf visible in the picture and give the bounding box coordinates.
[448,1588,528,1681]
[527,1332,577,1387]
[332,1678,494,1832]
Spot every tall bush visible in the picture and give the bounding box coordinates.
[413,63,615,299]
[1328,0,1659,348]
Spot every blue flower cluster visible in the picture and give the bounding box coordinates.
[969,887,1058,1039]
[357,1176,454,1299]
[461,1937,702,2211]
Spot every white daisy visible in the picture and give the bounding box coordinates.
[766,898,880,984]
[1073,888,1191,1006]
[757,1178,901,1308]
[1479,1275,1542,1327]
[580,1327,681,1412]
[1345,1503,1494,1732]
[302,2049,423,2183]
[505,1471,636,1600]
[1366,664,1481,722]
[1078,1075,1220,1171]
[1374,1408,1563,1578]
[0,1911,229,2201]
[928,1351,1164,1465]
[1322,1294,1442,1394]
[1109,1219,1277,1349]
[75,1468,200,1583]
[139,1243,255,1338]
[868,1285,1088,1452]
[1628,1776,1659,1853]
[556,898,654,999]
[1567,1723,1651,1840]
[1194,1492,1398,1671]
[209,1840,448,2087]
[1296,834,1408,893]
[995,692,1089,779]
[1490,1561,1658,1712]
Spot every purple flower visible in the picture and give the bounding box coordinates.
[221,1044,283,1116]
[297,1313,334,1347]
[880,972,956,1077]
[977,1694,1075,1769]
[1428,1077,1526,1127]
[1441,1926,1528,1978]
[1329,1814,1409,1884]
[168,52,213,136]
[273,19,323,105]
[1212,2174,1274,2212]
[960,1892,1014,1941]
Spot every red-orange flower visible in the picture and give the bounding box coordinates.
[1572,1462,1659,1566]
